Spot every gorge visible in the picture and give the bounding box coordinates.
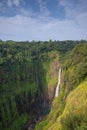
[0,40,87,130]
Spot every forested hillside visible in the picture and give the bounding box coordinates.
[35,43,87,130]
[0,40,86,130]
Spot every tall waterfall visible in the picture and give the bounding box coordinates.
[55,68,61,97]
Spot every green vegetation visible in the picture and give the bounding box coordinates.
[0,40,87,130]
[47,80,87,130]
[35,43,87,130]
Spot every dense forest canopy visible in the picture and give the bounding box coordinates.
[0,40,87,130]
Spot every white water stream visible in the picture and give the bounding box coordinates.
[55,68,61,97]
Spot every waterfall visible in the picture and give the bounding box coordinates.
[55,68,61,97]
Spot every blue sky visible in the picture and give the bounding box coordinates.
[0,0,87,41]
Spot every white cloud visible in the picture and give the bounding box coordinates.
[58,0,87,19]
[0,0,87,41]
[7,0,23,7]
[37,0,50,16]
[0,14,86,41]
[0,0,26,15]
[57,0,87,34]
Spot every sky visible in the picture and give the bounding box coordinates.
[0,0,87,41]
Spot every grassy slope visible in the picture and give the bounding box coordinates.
[49,80,87,130]
[35,43,87,130]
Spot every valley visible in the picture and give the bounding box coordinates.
[0,40,87,130]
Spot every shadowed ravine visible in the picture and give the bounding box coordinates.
[23,68,61,130]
